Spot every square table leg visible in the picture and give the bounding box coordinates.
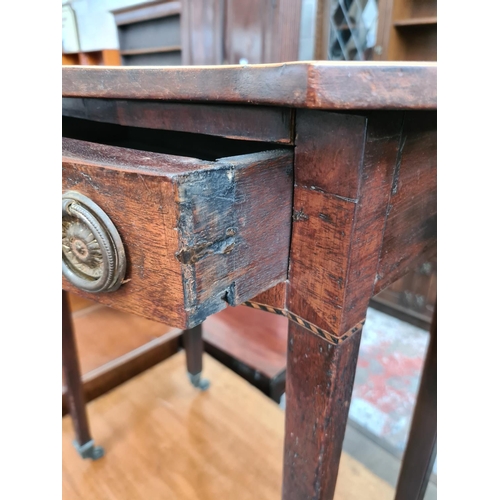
[282,320,362,499]
[183,323,210,390]
[62,290,104,460]
[394,304,437,500]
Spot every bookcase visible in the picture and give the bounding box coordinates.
[312,0,436,62]
[111,0,302,66]
[111,1,182,66]
[374,0,437,61]
[62,50,121,66]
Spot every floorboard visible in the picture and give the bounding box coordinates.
[63,352,394,500]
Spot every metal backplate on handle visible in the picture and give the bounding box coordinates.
[62,191,126,293]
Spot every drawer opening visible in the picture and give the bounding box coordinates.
[63,116,291,162]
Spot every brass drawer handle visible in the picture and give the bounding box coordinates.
[62,191,126,293]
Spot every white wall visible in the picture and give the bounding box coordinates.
[65,0,319,60]
[298,0,317,60]
[63,0,147,52]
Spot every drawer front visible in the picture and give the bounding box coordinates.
[62,138,293,328]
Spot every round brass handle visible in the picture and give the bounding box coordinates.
[62,191,126,293]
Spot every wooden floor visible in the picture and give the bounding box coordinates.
[203,305,287,380]
[63,293,181,415]
[66,303,179,375]
[63,353,394,500]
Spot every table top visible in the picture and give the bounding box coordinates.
[62,61,437,111]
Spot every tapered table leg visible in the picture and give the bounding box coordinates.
[282,320,362,500]
[62,290,104,460]
[183,324,210,390]
[394,304,437,500]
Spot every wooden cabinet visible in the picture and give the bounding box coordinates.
[111,0,302,66]
[183,0,302,64]
[369,0,437,325]
[374,0,437,61]
[371,258,436,328]
[111,1,182,66]
[222,0,302,64]
[62,50,121,66]
[312,0,436,62]
[181,0,225,64]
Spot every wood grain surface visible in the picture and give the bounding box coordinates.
[62,62,437,110]
[62,137,293,329]
[374,111,437,293]
[338,112,407,334]
[181,0,224,65]
[60,60,437,500]
[288,110,365,336]
[250,281,288,310]
[287,109,436,338]
[203,305,287,380]
[62,352,395,500]
[62,297,181,416]
[62,98,294,144]
[62,290,92,447]
[282,323,362,499]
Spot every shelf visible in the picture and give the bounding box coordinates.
[62,50,121,66]
[120,45,182,56]
[62,53,79,65]
[112,0,181,27]
[393,17,437,27]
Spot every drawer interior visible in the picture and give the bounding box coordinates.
[63,116,290,162]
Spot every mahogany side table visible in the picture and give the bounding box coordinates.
[62,61,437,500]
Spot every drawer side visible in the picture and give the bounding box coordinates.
[176,150,294,327]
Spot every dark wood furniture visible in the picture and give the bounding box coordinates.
[215,0,302,64]
[371,258,436,328]
[368,6,438,339]
[62,61,436,499]
[311,0,437,328]
[111,0,302,66]
[313,0,437,63]
[62,289,208,458]
[111,1,183,66]
[203,305,288,402]
[62,291,104,459]
[374,0,437,61]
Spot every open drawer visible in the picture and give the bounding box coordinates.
[62,121,293,329]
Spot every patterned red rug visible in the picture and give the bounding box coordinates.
[349,307,436,473]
